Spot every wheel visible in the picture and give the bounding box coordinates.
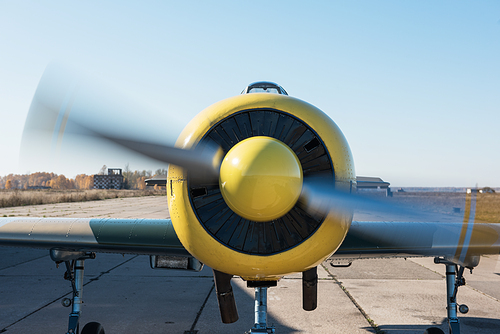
[81,322,105,334]
[61,298,72,307]
[424,327,445,334]
[459,304,469,314]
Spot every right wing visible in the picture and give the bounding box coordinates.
[332,220,500,268]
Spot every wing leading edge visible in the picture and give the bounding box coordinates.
[3,218,500,268]
[333,221,500,268]
[0,218,189,257]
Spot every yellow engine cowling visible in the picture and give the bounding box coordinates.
[167,93,355,280]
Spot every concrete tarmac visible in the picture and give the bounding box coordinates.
[1,196,500,334]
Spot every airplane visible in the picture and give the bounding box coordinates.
[1,67,499,334]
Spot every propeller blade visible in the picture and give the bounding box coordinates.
[300,178,435,221]
[104,136,222,178]
[20,63,221,177]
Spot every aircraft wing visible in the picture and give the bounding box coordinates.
[332,220,500,267]
[3,217,500,267]
[0,217,189,257]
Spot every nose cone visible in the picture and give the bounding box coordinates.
[219,136,303,222]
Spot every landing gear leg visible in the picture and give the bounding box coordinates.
[50,250,102,334]
[445,264,460,334]
[434,257,469,334]
[65,259,85,334]
[249,286,275,334]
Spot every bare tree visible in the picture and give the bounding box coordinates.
[98,165,107,175]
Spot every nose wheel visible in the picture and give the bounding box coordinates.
[81,322,105,334]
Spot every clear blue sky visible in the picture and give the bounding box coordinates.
[1,1,499,187]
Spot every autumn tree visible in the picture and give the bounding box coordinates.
[3,174,19,189]
[84,175,94,189]
[0,172,58,189]
[27,172,56,188]
[121,167,153,189]
[137,176,147,190]
[1,167,162,191]
[49,175,74,190]
[74,174,94,189]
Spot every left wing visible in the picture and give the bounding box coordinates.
[0,218,189,256]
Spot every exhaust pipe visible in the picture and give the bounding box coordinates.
[302,266,318,311]
[212,269,239,323]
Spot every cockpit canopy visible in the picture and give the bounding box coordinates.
[241,81,288,95]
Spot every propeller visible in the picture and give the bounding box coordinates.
[299,177,454,223]
[20,63,222,178]
[20,63,454,224]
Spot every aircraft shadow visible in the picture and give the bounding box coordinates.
[363,316,500,333]
[194,267,299,333]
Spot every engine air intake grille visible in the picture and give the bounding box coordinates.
[189,109,334,255]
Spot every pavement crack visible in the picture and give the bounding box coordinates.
[410,259,445,278]
[321,263,385,334]
[282,276,335,280]
[84,255,139,284]
[465,284,500,303]
[0,254,48,271]
[186,283,215,333]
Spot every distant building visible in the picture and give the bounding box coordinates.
[356,176,392,197]
[356,176,390,189]
[93,168,124,190]
[479,187,496,194]
[145,176,167,187]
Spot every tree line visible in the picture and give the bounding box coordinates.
[0,167,168,190]
[122,167,168,190]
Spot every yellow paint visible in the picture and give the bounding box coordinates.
[465,193,500,261]
[219,136,303,222]
[454,192,472,260]
[467,223,500,258]
[168,93,355,279]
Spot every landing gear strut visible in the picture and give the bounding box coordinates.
[249,286,275,334]
[65,258,86,334]
[50,249,104,334]
[434,257,470,334]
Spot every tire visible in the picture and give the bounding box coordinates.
[424,327,445,334]
[81,322,105,334]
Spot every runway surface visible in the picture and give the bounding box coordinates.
[1,196,500,334]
